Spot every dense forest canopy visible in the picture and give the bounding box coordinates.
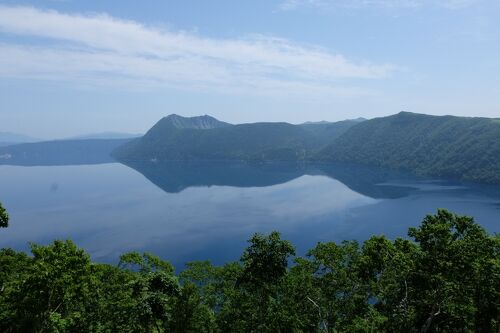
[0,203,498,332]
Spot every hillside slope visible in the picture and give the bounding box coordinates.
[318,112,500,184]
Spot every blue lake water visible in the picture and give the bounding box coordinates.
[0,161,499,268]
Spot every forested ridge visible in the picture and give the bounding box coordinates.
[1,202,498,332]
[318,112,500,184]
[113,112,500,185]
[112,114,361,162]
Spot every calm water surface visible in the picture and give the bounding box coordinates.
[0,161,499,268]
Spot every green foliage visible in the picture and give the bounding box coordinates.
[319,112,500,184]
[0,201,8,227]
[0,209,498,332]
[119,251,175,274]
[232,232,296,332]
[407,209,499,332]
[239,231,295,288]
[1,240,95,332]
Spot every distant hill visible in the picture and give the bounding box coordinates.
[69,132,142,140]
[0,132,39,146]
[113,114,325,162]
[0,138,132,166]
[317,112,500,184]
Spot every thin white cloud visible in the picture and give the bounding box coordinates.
[0,6,397,96]
[279,0,481,10]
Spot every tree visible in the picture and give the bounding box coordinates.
[0,201,8,228]
[221,231,296,332]
[0,210,497,332]
[5,240,96,332]
[169,282,216,333]
[119,251,180,332]
[304,240,378,332]
[0,248,31,332]
[239,231,295,289]
[408,209,499,332]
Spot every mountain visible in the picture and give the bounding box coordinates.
[112,114,322,162]
[299,118,365,143]
[69,132,142,140]
[159,114,232,129]
[317,112,500,184]
[0,138,132,166]
[0,132,40,146]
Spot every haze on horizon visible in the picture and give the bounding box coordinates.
[0,0,499,139]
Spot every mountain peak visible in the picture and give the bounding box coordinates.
[162,114,231,130]
[396,111,420,116]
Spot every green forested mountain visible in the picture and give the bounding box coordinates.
[112,114,362,162]
[113,112,500,185]
[318,112,500,184]
[112,112,500,184]
[0,204,498,332]
[113,115,309,162]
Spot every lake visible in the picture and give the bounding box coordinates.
[1,161,499,268]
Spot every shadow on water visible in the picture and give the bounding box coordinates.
[120,160,307,193]
[311,163,419,199]
[3,137,497,202]
[120,160,420,199]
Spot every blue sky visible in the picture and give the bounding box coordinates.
[0,0,499,138]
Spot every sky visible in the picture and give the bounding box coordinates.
[0,0,499,138]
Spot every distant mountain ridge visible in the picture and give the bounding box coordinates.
[69,132,142,140]
[0,138,132,166]
[0,132,40,146]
